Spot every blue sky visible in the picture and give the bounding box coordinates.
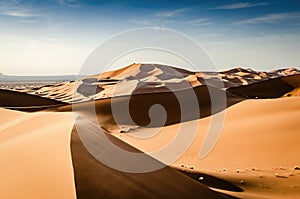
[0,0,300,74]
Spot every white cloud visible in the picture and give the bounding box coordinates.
[131,7,191,27]
[0,10,40,17]
[186,18,211,26]
[0,1,40,18]
[214,2,269,10]
[233,12,300,25]
[156,8,190,17]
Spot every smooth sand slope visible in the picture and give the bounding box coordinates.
[0,108,76,199]
[113,97,300,199]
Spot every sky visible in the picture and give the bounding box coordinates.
[0,0,300,75]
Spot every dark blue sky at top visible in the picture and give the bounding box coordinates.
[1,0,300,38]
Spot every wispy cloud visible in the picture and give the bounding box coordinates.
[130,19,155,26]
[156,8,190,17]
[214,2,269,10]
[0,1,40,18]
[58,0,80,8]
[0,10,40,17]
[233,12,300,25]
[132,7,191,27]
[131,18,173,27]
[186,18,211,26]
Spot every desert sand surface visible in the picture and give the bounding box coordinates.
[1,64,300,199]
[0,108,76,199]
[71,116,235,199]
[0,99,233,199]
[113,97,300,199]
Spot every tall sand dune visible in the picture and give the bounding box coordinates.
[1,64,300,199]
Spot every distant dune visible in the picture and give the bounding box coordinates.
[0,63,299,199]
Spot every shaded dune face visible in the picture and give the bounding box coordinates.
[77,78,104,97]
[0,89,66,111]
[227,76,296,98]
[95,86,239,128]
[128,86,242,127]
[70,117,236,199]
[178,169,243,192]
[58,84,242,132]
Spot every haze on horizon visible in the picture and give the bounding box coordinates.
[0,0,300,75]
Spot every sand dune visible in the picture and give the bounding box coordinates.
[71,116,235,199]
[55,84,243,133]
[5,64,299,104]
[0,109,234,199]
[114,97,300,168]
[0,108,75,199]
[113,97,300,199]
[1,64,300,199]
